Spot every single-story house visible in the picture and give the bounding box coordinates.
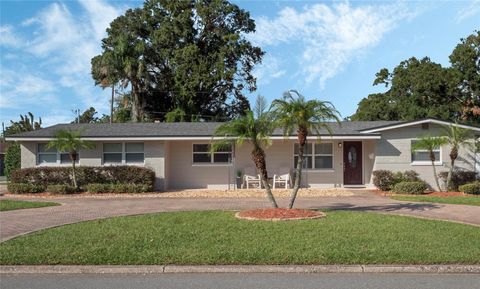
[5,118,480,191]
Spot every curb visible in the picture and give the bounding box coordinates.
[1,265,479,274]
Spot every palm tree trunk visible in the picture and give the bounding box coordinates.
[431,160,442,192]
[289,145,303,209]
[252,147,278,208]
[446,158,455,192]
[288,127,308,209]
[71,156,77,189]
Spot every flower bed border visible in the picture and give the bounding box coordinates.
[235,209,326,221]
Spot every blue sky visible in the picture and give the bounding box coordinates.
[1,0,479,127]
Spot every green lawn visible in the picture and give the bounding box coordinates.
[1,211,479,265]
[391,195,480,206]
[0,200,60,212]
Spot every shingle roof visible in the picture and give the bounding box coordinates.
[7,121,402,139]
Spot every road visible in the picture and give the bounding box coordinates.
[1,273,480,289]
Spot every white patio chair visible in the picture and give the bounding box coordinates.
[243,167,262,189]
[273,167,291,189]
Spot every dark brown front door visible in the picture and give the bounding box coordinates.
[343,141,363,185]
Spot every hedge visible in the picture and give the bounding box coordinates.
[459,182,480,195]
[373,170,420,191]
[7,183,45,194]
[438,171,477,191]
[10,166,155,190]
[85,183,151,194]
[46,185,77,194]
[4,143,20,180]
[392,181,428,195]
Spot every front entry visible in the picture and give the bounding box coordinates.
[343,141,363,185]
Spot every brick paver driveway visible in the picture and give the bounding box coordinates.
[1,191,479,241]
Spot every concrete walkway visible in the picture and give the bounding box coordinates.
[1,191,479,241]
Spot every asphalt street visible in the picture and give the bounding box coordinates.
[1,273,480,289]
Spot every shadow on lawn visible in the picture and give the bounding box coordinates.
[306,202,441,212]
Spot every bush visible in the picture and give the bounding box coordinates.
[85,183,150,194]
[373,170,422,191]
[46,185,77,194]
[4,143,20,180]
[8,183,45,194]
[459,182,480,195]
[10,166,155,190]
[438,171,477,191]
[392,181,428,195]
[373,170,396,191]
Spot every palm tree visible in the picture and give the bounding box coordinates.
[411,136,447,192]
[271,90,341,209]
[441,124,474,190]
[48,130,94,189]
[212,96,278,208]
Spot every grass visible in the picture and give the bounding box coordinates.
[0,211,479,265]
[391,195,480,206]
[0,200,60,212]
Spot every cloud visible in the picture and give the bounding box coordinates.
[456,0,480,22]
[1,0,123,122]
[251,1,417,88]
[0,25,23,48]
[253,54,287,85]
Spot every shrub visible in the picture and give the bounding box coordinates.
[372,170,396,191]
[4,143,20,180]
[392,181,428,195]
[438,171,477,191]
[85,183,111,194]
[459,182,480,195]
[8,183,45,194]
[85,183,150,194]
[10,166,155,190]
[46,185,77,194]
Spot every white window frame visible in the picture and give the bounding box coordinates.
[37,143,80,166]
[410,139,442,166]
[293,142,334,171]
[102,142,145,165]
[192,143,232,166]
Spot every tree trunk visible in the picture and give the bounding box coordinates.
[252,147,278,208]
[430,151,442,192]
[70,152,78,189]
[446,147,458,192]
[131,82,144,122]
[288,127,308,209]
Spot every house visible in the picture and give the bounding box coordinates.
[5,118,480,191]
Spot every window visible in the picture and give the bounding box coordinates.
[38,144,57,164]
[37,144,80,164]
[411,140,440,163]
[192,144,232,164]
[294,143,333,170]
[125,143,144,164]
[103,143,144,164]
[103,143,122,164]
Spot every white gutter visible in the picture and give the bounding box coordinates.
[5,135,381,142]
[361,119,480,133]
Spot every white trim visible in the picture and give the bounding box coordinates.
[361,119,480,133]
[6,135,381,142]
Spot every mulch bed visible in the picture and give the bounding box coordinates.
[425,191,469,197]
[235,208,325,221]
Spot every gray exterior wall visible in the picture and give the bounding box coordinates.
[372,124,476,190]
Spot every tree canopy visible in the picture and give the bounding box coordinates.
[351,31,480,125]
[3,112,42,137]
[92,0,263,122]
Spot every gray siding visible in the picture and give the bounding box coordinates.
[373,124,476,190]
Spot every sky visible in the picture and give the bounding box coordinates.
[0,0,479,127]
